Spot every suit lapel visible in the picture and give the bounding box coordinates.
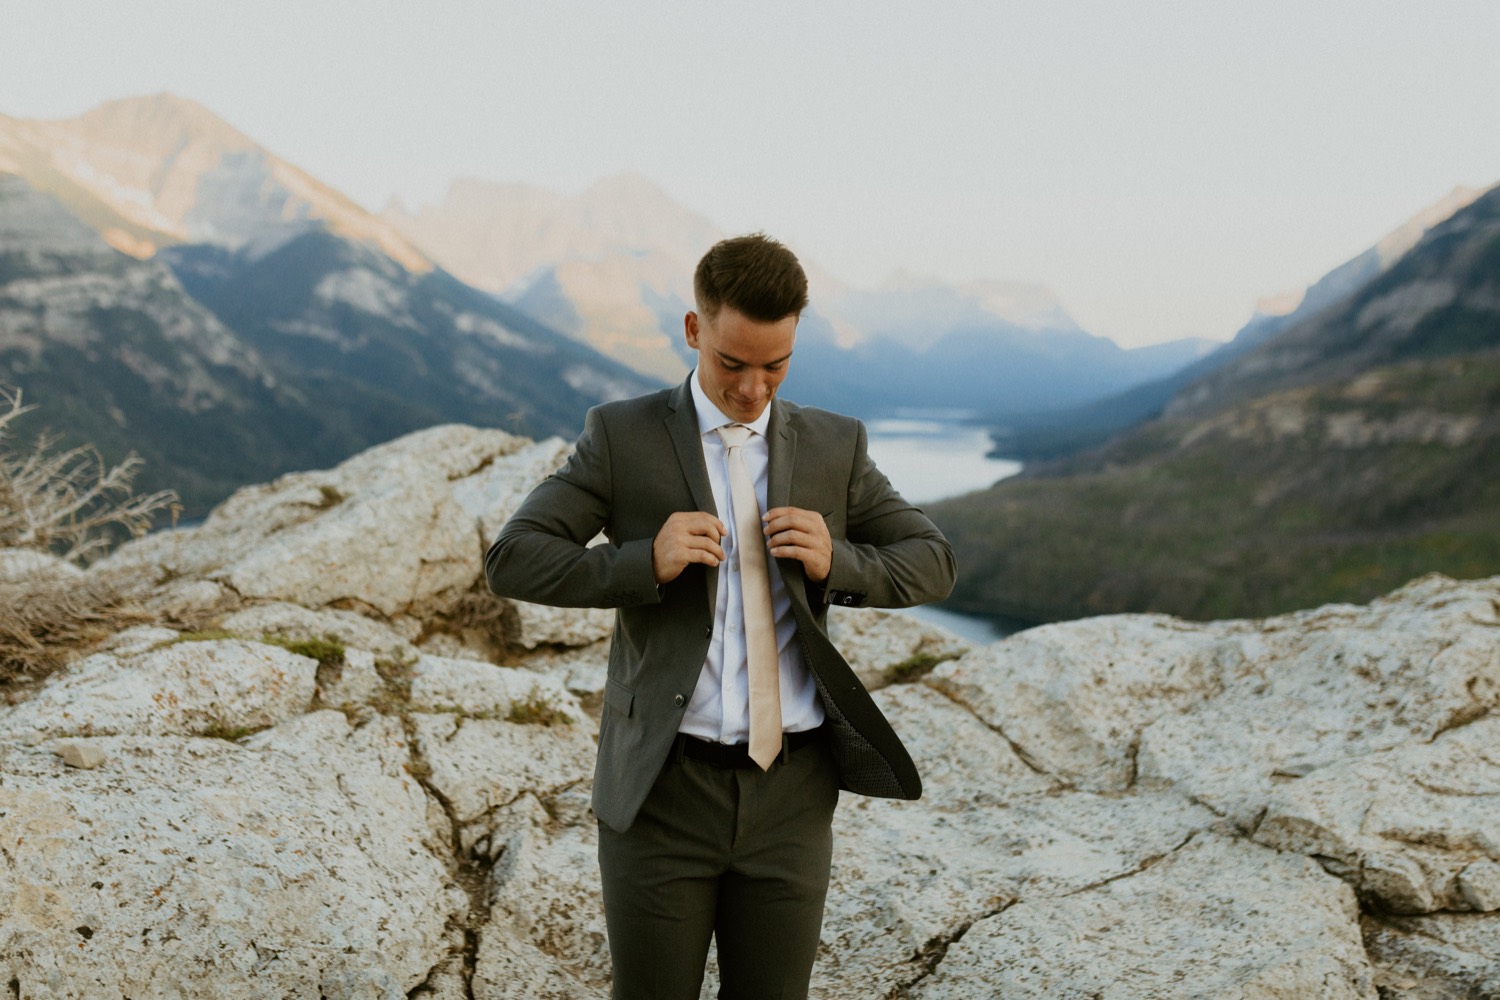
[666,377,716,515]
[665,376,719,605]
[766,398,806,601]
[767,397,797,511]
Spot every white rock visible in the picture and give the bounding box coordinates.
[508,600,615,650]
[1458,859,1500,912]
[94,625,182,657]
[219,601,419,663]
[53,739,106,769]
[472,795,611,999]
[813,683,1219,996]
[412,711,596,856]
[1138,575,1500,828]
[1256,716,1500,913]
[91,427,568,624]
[409,654,580,719]
[315,647,386,708]
[0,639,316,740]
[0,547,83,584]
[828,606,970,689]
[1364,912,1500,999]
[510,641,610,702]
[0,712,465,998]
[139,577,236,619]
[909,833,1377,999]
[929,613,1234,790]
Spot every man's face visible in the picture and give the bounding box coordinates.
[685,306,797,423]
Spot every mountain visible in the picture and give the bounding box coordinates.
[791,273,1215,417]
[984,186,1486,460]
[385,172,720,382]
[0,175,348,513]
[386,175,1209,416]
[0,93,428,269]
[162,229,653,445]
[929,183,1500,623]
[1,98,656,517]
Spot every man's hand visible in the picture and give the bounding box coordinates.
[764,506,833,583]
[653,511,727,584]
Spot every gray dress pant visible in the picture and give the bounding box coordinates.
[597,737,840,1000]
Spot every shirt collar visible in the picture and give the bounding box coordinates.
[688,369,772,439]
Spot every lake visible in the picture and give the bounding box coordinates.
[864,412,1032,644]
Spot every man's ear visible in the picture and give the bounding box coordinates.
[684,311,701,349]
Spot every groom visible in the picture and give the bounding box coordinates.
[486,233,956,998]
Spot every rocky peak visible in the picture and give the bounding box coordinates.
[1,94,431,271]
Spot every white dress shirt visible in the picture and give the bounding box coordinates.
[679,372,826,744]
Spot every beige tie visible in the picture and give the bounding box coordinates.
[717,424,783,770]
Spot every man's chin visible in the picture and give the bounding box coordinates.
[729,400,771,422]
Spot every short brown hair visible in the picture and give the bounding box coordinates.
[693,233,809,323]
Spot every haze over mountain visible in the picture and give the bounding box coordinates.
[931,182,1500,623]
[986,185,1487,461]
[385,173,1212,416]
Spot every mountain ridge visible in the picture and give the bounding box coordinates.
[982,183,1490,461]
[0,93,430,270]
[930,183,1500,622]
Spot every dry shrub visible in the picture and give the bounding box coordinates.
[1,388,179,692]
[0,574,154,697]
[1,389,178,565]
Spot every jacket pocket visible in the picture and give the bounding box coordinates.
[604,678,635,718]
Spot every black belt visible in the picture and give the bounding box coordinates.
[672,727,824,768]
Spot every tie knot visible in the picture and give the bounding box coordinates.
[717,424,752,449]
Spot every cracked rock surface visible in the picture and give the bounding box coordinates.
[2,425,1498,997]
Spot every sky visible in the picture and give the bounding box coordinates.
[4,1,1498,348]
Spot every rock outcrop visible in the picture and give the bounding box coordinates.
[3,424,1497,998]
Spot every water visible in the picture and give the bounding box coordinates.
[864,411,1032,644]
[865,413,1021,505]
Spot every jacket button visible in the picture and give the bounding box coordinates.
[703,626,712,639]
[673,694,686,707]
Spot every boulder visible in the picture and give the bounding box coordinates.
[472,794,611,999]
[0,712,465,998]
[7,415,1499,997]
[827,607,971,689]
[90,426,570,627]
[1137,574,1500,829]
[218,601,420,664]
[928,612,1236,789]
[0,637,317,741]
[0,547,83,584]
[908,833,1378,999]
[1363,912,1500,998]
[1255,715,1500,913]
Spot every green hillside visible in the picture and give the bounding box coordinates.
[931,187,1500,623]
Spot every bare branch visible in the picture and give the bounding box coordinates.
[0,387,179,564]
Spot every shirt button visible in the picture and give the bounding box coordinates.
[673,694,686,707]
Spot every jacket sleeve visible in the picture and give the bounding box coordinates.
[819,420,957,609]
[485,406,661,609]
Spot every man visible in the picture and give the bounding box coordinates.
[486,234,956,998]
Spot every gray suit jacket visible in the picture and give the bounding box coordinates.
[485,378,957,832]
